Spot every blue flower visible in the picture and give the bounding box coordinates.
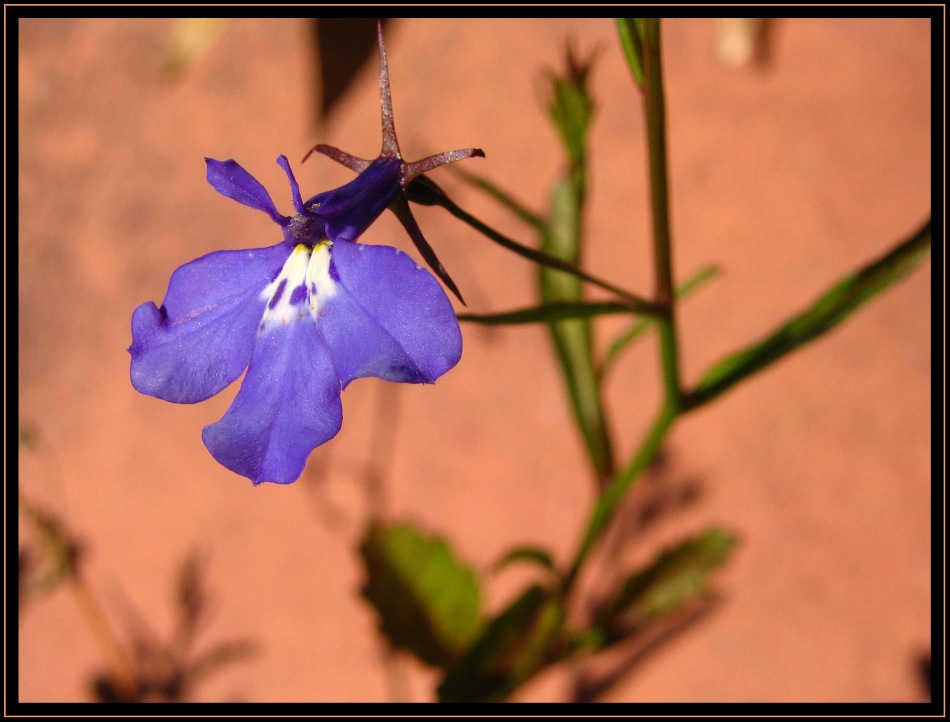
[129,23,482,485]
[130,155,462,484]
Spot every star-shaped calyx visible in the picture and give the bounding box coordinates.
[303,20,483,304]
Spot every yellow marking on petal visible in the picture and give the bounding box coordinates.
[306,240,337,320]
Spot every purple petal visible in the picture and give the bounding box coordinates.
[130,243,291,403]
[318,241,462,386]
[276,155,306,215]
[201,314,343,485]
[205,158,286,224]
[305,157,401,243]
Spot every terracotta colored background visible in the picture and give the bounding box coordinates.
[18,18,931,703]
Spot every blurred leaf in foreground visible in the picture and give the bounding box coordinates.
[598,527,737,639]
[360,522,483,668]
[438,585,564,702]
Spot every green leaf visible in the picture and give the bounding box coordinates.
[437,585,565,702]
[616,18,646,88]
[492,546,556,575]
[546,43,597,175]
[458,301,637,326]
[359,522,482,668]
[541,179,616,485]
[600,528,737,635]
[686,221,931,410]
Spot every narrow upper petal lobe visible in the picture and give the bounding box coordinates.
[206,158,286,224]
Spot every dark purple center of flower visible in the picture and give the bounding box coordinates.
[285,212,327,245]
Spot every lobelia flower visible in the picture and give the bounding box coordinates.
[129,22,483,485]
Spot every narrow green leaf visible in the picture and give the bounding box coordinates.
[541,180,615,484]
[359,522,482,668]
[458,301,636,326]
[437,585,564,702]
[539,46,610,486]
[600,265,720,378]
[616,18,646,88]
[492,546,556,575]
[450,167,546,230]
[546,43,597,175]
[600,527,738,634]
[686,221,931,410]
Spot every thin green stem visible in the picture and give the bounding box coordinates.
[458,300,638,325]
[20,496,138,699]
[411,178,661,315]
[564,404,677,591]
[643,19,683,411]
[599,265,719,380]
[562,18,685,593]
[643,20,673,306]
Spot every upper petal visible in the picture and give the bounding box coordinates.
[130,243,291,403]
[201,311,343,485]
[317,240,462,386]
[206,158,286,224]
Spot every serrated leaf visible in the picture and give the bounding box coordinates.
[601,528,737,633]
[360,522,482,668]
[437,585,564,703]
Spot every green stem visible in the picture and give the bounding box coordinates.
[643,18,683,411]
[563,18,685,592]
[408,177,661,315]
[458,301,638,325]
[599,265,719,380]
[564,404,677,590]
